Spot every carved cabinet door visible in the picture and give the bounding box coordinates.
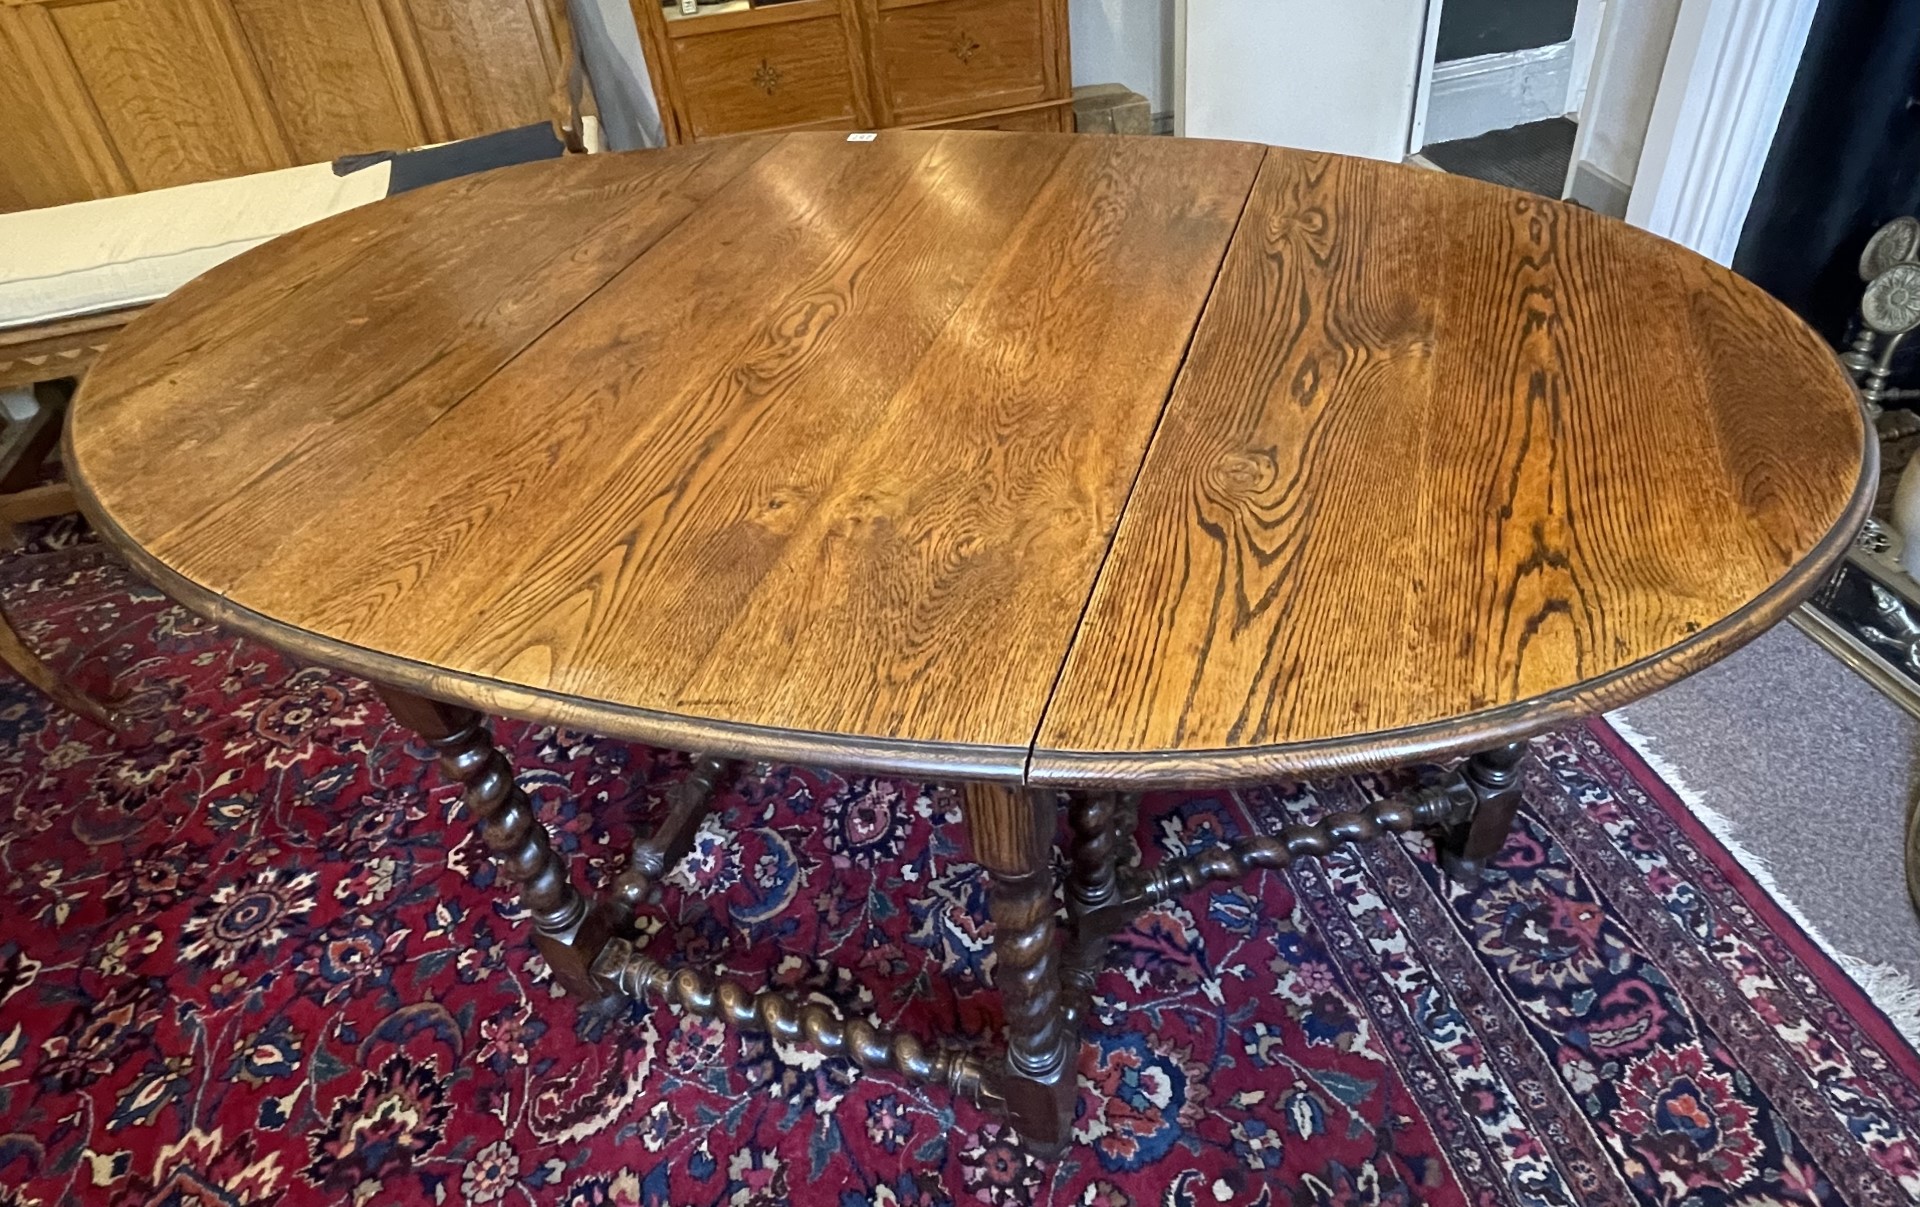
[869,0,1061,126]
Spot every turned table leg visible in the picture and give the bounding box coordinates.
[1063,791,1124,1018]
[608,753,732,926]
[962,783,1076,1159]
[378,687,617,1003]
[1440,742,1530,886]
[1112,791,1141,866]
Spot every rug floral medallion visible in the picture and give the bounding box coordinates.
[1,536,1917,1207]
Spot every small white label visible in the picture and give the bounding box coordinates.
[846,132,877,142]
[679,0,696,14]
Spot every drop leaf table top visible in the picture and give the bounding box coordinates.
[66,131,1874,790]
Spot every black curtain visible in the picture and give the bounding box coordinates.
[1734,0,1920,344]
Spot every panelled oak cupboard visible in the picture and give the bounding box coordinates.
[0,0,570,212]
[634,0,1072,142]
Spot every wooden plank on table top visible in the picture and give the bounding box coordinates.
[72,136,780,554]
[204,131,1264,761]
[1032,149,1867,783]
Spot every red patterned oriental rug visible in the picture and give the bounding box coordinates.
[1,530,1918,1207]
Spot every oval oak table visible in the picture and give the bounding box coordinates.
[65,132,1873,1159]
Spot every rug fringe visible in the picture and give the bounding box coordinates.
[1603,713,1920,1047]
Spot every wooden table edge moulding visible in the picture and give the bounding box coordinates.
[62,131,1874,1160]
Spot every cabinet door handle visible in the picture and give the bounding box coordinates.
[951,30,981,64]
[753,58,782,95]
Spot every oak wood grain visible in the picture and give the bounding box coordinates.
[226,0,422,162]
[918,100,1071,133]
[0,5,118,209]
[75,138,778,559]
[394,0,558,140]
[669,11,860,138]
[1030,152,1871,784]
[66,135,1870,788]
[873,0,1049,124]
[41,0,281,190]
[70,132,1261,780]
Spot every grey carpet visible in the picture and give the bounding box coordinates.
[1423,118,1576,197]
[1613,622,1920,986]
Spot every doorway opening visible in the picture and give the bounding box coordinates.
[1411,0,1681,213]
[1422,119,1577,197]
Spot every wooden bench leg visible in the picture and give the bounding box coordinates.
[0,382,68,495]
[0,483,81,551]
[0,608,122,731]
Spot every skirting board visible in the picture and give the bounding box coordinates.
[1422,42,1574,148]
[1567,161,1631,217]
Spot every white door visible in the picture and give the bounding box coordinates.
[1180,0,1442,161]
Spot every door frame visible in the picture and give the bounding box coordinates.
[1565,0,1608,115]
[1627,0,1820,264]
[1172,0,1186,136]
[1406,0,1446,154]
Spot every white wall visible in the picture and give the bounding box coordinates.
[1566,0,1608,114]
[1576,0,1682,187]
[1070,0,1174,116]
[1182,0,1432,162]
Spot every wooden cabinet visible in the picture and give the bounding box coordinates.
[873,0,1051,123]
[669,3,859,138]
[0,0,567,213]
[632,0,1070,143]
